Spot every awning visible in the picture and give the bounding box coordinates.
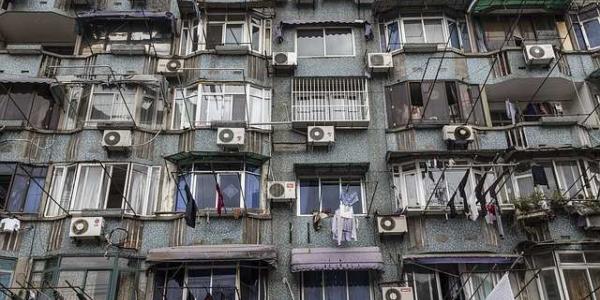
[468,0,570,14]
[282,20,366,27]
[386,149,499,163]
[147,244,277,266]
[0,75,66,105]
[294,163,369,177]
[164,151,269,166]
[76,11,176,33]
[403,253,521,265]
[197,0,274,8]
[290,247,384,272]
[0,11,76,45]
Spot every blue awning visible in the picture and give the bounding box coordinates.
[403,253,520,265]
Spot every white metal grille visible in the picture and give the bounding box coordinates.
[291,77,369,124]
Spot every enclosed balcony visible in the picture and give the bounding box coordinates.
[291,77,370,128]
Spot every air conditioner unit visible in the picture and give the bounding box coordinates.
[523,44,555,66]
[102,130,132,150]
[377,215,407,235]
[442,125,475,143]
[157,58,184,75]
[368,53,393,72]
[381,286,414,300]
[307,126,335,146]
[217,128,245,147]
[585,215,600,230]
[69,217,105,238]
[268,181,296,201]
[272,52,297,69]
[0,218,20,232]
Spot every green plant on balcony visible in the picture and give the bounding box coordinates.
[513,190,561,221]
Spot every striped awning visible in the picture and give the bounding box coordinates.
[290,247,384,272]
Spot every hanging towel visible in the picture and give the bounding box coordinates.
[505,99,517,124]
[273,22,284,43]
[364,22,374,41]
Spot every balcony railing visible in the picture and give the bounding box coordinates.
[291,77,370,127]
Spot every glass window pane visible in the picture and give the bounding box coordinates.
[574,23,587,50]
[303,272,323,300]
[563,269,592,300]
[165,268,184,300]
[387,22,401,51]
[424,19,444,43]
[321,180,340,214]
[212,268,236,299]
[586,252,600,263]
[206,24,223,49]
[188,269,211,300]
[414,273,439,300]
[24,176,44,213]
[297,29,324,57]
[341,180,363,213]
[219,174,241,208]
[56,271,85,299]
[404,20,425,43]
[589,268,600,300]
[460,22,471,52]
[225,24,243,45]
[324,271,347,300]
[539,269,561,300]
[240,267,260,300]
[7,172,27,212]
[325,29,353,56]
[106,164,128,209]
[245,173,261,209]
[300,179,319,214]
[559,253,585,263]
[85,271,111,300]
[90,93,114,121]
[584,19,600,48]
[252,25,261,51]
[347,271,370,300]
[195,174,216,209]
[448,21,460,48]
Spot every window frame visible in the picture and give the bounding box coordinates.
[509,159,588,200]
[295,27,356,58]
[171,83,271,130]
[300,270,372,300]
[47,163,160,216]
[0,163,47,215]
[86,84,136,124]
[383,15,470,53]
[296,176,367,216]
[571,9,600,51]
[175,162,263,212]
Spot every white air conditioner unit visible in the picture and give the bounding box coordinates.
[272,52,297,69]
[69,217,105,238]
[157,58,184,74]
[0,218,20,232]
[377,215,407,235]
[381,286,414,300]
[268,181,296,201]
[442,125,475,143]
[523,44,555,66]
[368,53,393,72]
[307,126,334,146]
[585,215,600,230]
[102,130,132,150]
[217,128,245,147]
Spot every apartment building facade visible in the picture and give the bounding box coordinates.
[0,0,599,299]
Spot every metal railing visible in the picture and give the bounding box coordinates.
[291,104,369,123]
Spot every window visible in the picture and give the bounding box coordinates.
[0,164,47,214]
[383,16,471,52]
[46,163,160,216]
[508,160,587,200]
[0,83,61,129]
[175,162,263,211]
[301,271,370,300]
[296,28,354,57]
[298,177,364,215]
[180,19,200,55]
[172,83,271,129]
[572,9,600,50]
[0,259,14,300]
[195,14,271,54]
[80,20,172,55]
[291,77,369,124]
[31,257,140,300]
[87,84,164,129]
[385,81,483,128]
[154,264,268,300]
[478,16,559,51]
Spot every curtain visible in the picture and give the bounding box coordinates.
[128,165,148,215]
[74,166,105,210]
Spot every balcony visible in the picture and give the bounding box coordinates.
[291,77,370,128]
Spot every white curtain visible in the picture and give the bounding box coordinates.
[73,166,105,210]
[128,165,148,215]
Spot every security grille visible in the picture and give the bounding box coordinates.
[291,77,369,124]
